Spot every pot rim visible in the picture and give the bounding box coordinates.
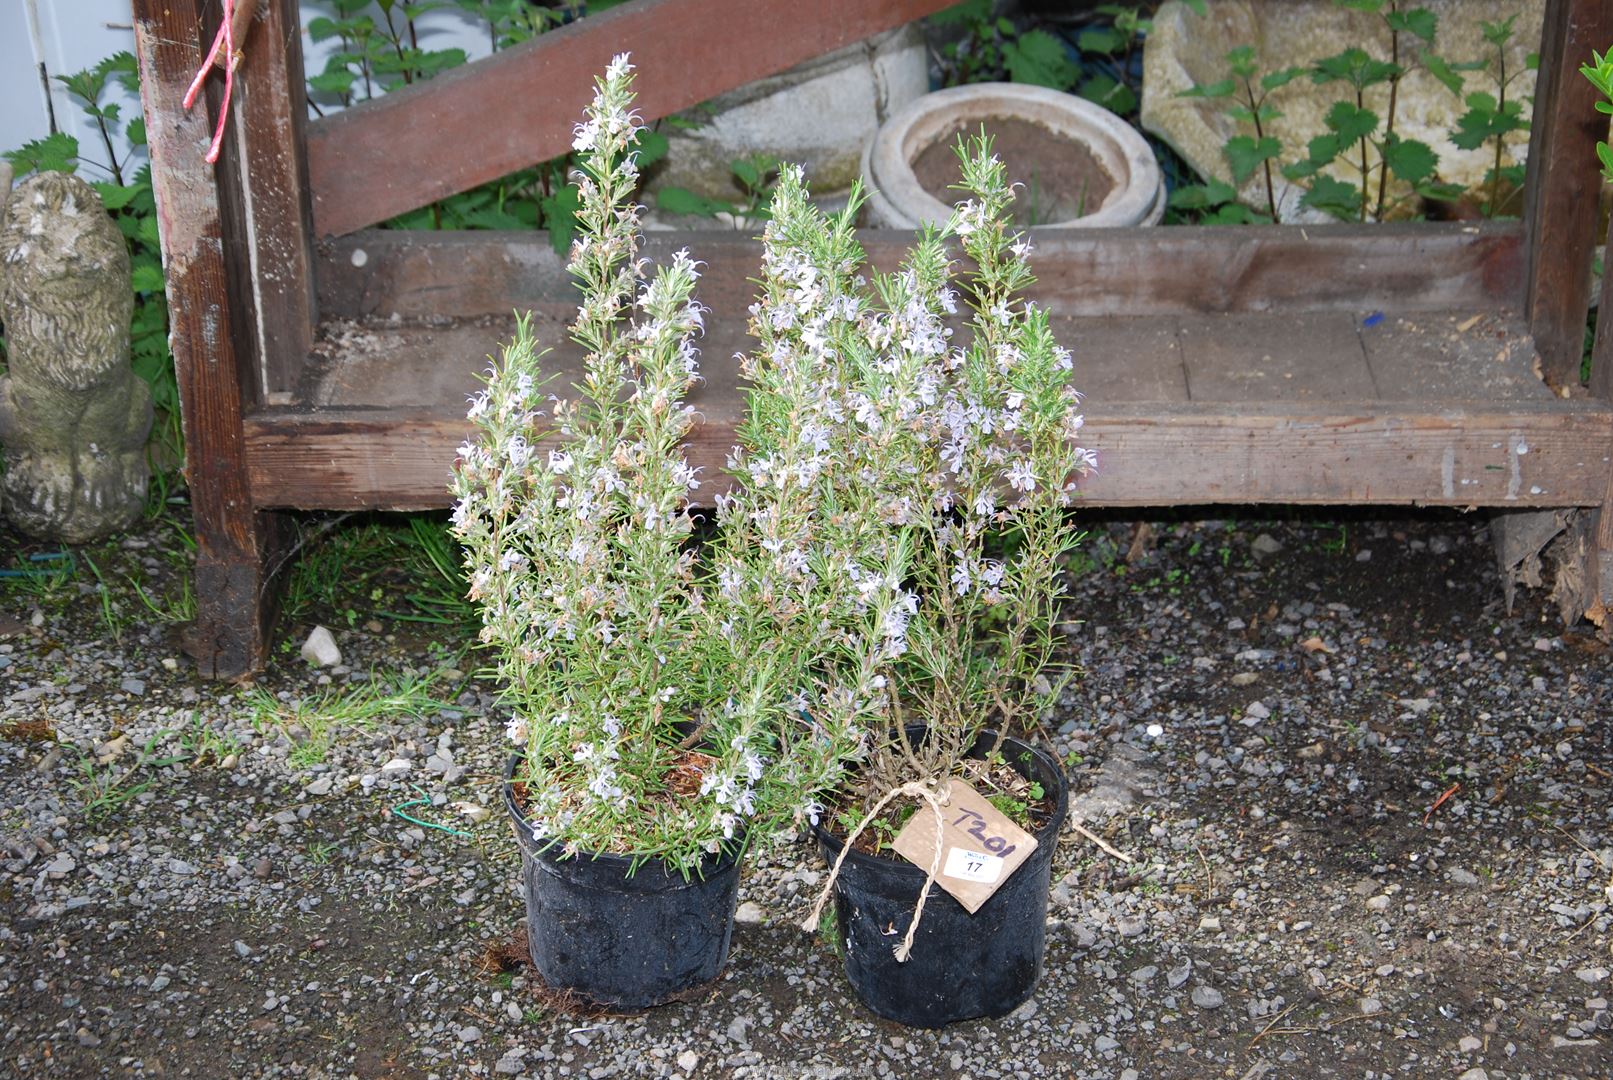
[811,726,1070,875]
[863,81,1162,229]
[502,752,742,883]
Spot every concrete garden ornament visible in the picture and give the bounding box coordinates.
[0,170,152,543]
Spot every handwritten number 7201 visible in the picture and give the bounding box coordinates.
[951,809,1016,857]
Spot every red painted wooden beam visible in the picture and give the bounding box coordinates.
[305,0,957,237]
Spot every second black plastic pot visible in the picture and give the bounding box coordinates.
[812,728,1069,1027]
[503,755,741,1011]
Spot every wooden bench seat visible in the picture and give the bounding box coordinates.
[131,0,1613,676]
[243,226,1612,512]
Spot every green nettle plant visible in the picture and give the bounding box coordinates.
[450,57,877,873]
[930,0,1205,118]
[305,1,649,253]
[654,152,781,227]
[1176,1,1533,224]
[730,141,1092,825]
[1582,48,1613,181]
[1435,15,1534,217]
[1175,45,1305,223]
[306,0,470,107]
[1281,1,1458,223]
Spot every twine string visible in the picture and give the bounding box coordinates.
[181,0,241,164]
[801,777,951,964]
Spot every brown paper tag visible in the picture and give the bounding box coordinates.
[890,779,1038,914]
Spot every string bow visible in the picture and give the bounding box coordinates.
[182,0,250,164]
[801,777,951,963]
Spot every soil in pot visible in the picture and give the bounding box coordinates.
[813,729,1070,1027]
[908,116,1116,226]
[503,757,742,1012]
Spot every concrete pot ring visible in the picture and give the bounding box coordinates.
[861,82,1165,229]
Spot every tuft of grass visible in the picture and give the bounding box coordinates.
[249,670,455,770]
[174,711,244,766]
[0,550,76,603]
[816,905,845,960]
[283,514,474,628]
[69,729,184,827]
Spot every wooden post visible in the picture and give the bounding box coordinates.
[1522,0,1613,390]
[134,0,287,677]
[1588,256,1613,626]
[222,0,318,399]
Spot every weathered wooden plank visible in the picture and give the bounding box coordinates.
[1180,313,1375,402]
[1588,226,1613,613]
[242,399,1613,511]
[304,0,959,237]
[317,222,1527,322]
[302,306,1549,418]
[301,312,747,427]
[135,0,285,678]
[1359,312,1552,402]
[221,0,317,399]
[1522,0,1613,389]
[1067,317,1187,402]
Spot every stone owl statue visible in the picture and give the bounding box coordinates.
[0,169,153,543]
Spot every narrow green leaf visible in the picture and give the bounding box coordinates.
[1423,54,1465,97]
[1178,78,1236,100]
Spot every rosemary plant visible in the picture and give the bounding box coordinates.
[450,56,873,873]
[736,139,1092,816]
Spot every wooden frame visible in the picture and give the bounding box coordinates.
[134,0,1613,677]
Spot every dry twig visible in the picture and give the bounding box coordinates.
[1070,818,1133,864]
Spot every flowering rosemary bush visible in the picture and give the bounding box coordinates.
[450,57,877,872]
[734,143,1093,806]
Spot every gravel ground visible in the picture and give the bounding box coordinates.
[2,508,1611,1079]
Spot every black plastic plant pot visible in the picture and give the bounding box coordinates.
[812,728,1070,1028]
[502,755,741,1011]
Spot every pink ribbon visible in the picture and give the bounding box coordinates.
[181,0,238,164]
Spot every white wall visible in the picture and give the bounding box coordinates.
[1,0,147,181]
